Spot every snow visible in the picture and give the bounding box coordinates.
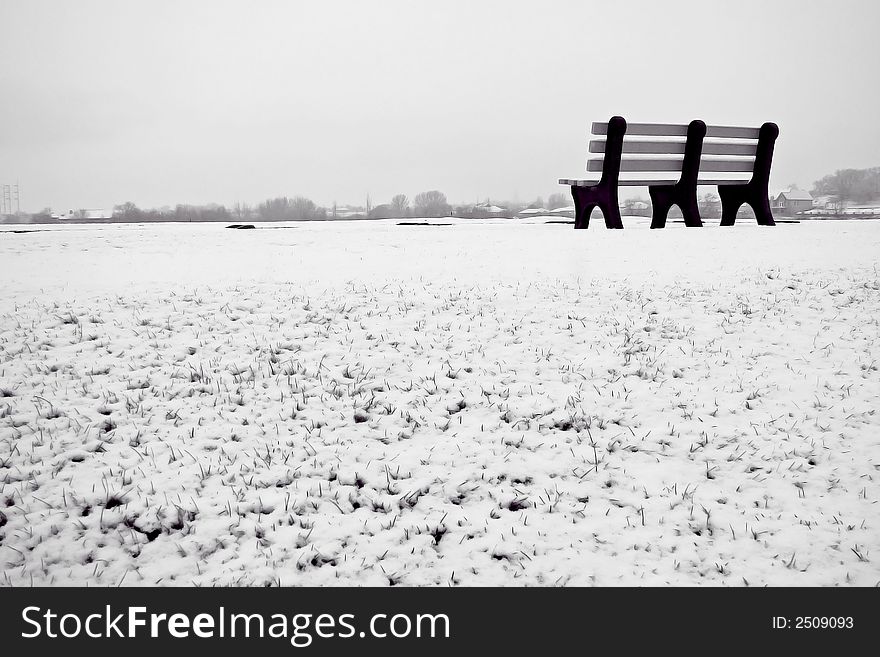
[1,218,879,586]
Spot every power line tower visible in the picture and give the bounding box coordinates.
[1,183,22,215]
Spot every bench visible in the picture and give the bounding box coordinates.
[559,116,779,228]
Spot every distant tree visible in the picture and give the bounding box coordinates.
[812,167,880,209]
[171,204,229,222]
[257,196,321,221]
[204,204,231,222]
[547,192,569,209]
[526,196,544,210]
[113,202,144,222]
[232,202,252,221]
[290,196,317,220]
[30,208,54,224]
[413,190,450,218]
[391,194,409,216]
[257,197,289,221]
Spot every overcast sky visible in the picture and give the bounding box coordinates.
[1,0,878,212]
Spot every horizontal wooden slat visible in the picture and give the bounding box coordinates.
[559,177,752,187]
[587,159,683,172]
[703,141,758,155]
[587,158,755,173]
[593,122,687,137]
[589,140,758,156]
[706,125,760,139]
[590,140,685,154]
[592,122,761,139]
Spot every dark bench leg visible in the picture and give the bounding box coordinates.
[681,195,702,227]
[648,184,702,229]
[719,184,775,226]
[603,195,623,229]
[753,194,775,226]
[572,187,595,229]
[718,122,778,227]
[719,185,744,226]
[570,185,623,229]
[648,185,672,229]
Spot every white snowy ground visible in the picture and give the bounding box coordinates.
[1,217,879,586]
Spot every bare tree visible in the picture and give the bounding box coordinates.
[547,192,569,209]
[413,190,450,218]
[257,196,321,221]
[113,202,144,221]
[290,196,317,220]
[391,194,409,217]
[232,202,252,221]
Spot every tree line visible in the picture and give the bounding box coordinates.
[811,167,880,207]
[104,190,462,223]
[99,189,568,223]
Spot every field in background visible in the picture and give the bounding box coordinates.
[1,219,879,585]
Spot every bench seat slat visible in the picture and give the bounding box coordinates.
[559,178,751,187]
[592,122,760,139]
[589,140,757,156]
[587,158,755,173]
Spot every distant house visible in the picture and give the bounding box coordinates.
[621,200,650,217]
[368,203,395,219]
[473,202,508,217]
[454,202,510,218]
[517,208,549,218]
[812,195,840,212]
[331,205,366,219]
[548,206,575,218]
[772,189,813,215]
[52,209,111,221]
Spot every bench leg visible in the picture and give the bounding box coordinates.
[571,185,622,229]
[753,196,775,226]
[680,193,702,228]
[574,204,595,229]
[649,184,702,228]
[601,199,623,229]
[571,186,592,229]
[719,184,775,226]
[648,186,672,229]
[719,185,746,226]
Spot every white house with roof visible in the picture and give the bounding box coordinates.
[516,207,550,218]
[548,206,575,218]
[52,208,111,221]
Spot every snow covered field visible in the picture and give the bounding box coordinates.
[1,218,879,586]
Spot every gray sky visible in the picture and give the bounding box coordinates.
[1,0,878,212]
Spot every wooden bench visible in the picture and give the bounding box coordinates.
[559,116,779,228]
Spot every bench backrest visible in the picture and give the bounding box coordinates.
[588,118,776,184]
